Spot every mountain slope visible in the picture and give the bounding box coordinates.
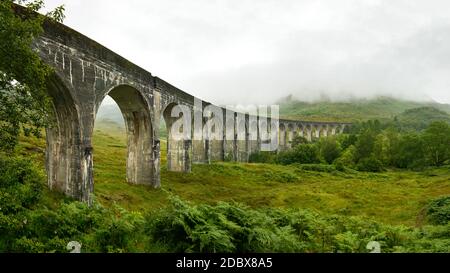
[279,96,450,122]
[394,107,450,130]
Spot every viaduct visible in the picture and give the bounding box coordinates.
[30,14,350,204]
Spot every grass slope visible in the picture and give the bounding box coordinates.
[88,120,450,227]
[16,120,450,227]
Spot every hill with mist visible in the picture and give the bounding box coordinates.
[278,95,450,122]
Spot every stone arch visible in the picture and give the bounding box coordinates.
[312,124,321,140]
[161,102,192,172]
[46,74,89,202]
[318,125,328,138]
[303,124,312,142]
[297,124,305,138]
[97,84,155,186]
[287,123,295,148]
[335,124,343,134]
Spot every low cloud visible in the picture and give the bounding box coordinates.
[44,0,450,105]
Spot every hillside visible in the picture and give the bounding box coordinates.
[6,114,448,253]
[394,107,450,131]
[13,120,448,227]
[278,96,450,122]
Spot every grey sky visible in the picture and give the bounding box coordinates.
[43,0,450,105]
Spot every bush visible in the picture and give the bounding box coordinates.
[318,137,342,164]
[248,151,276,163]
[275,144,320,165]
[144,196,450,253]
[426,196,450,225]
[356,156,384,172]
[0,154,43,214]
[334,145,356,169]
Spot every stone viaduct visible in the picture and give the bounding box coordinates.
[31,16,350,204]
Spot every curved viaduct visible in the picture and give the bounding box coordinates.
[33,18,350,204]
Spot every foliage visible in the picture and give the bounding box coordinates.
[275,144,320,165]
[318,137,342,164]
[0,154,43,214]
[422,122,450,166]
[145,196,450,253]
[3,126,450,253]
[390,133,426,169]
[356,156,384,172]
[426,196,450,226]
[249,151,276,164]
[0,1,64,152]
[394,107,450,131]
[291,135,308,147]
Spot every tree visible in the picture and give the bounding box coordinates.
[354,128,377,163]
[0,0,65,152]
[422,121,450,166]
[318,137,342,164]
[391,133,425,169]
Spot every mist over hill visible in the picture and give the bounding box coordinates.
[278,95,450,122]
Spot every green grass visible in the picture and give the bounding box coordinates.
[87,122,450,227]
[16,120,450,227]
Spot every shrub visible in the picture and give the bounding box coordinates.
[0,154,43,214]
[275,144,320,165]
[426,196,450,225]
[334,145,356,169]
[318,137,342,164]
[248,151,276,163]
[356,156,384,172]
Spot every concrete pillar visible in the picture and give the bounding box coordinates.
[279,123,286,150]
[235,112,248,162]
[305,125,312,142]
[223,110,235,161]
[287,124,295,148]
[331,125,337,135]
[323,125,329,137]
[192,102,207,164]
[164,103,192,172]
[248,116,259,155]
[298,126,304,138]
[315,125,321,139]
[208,108,225,162]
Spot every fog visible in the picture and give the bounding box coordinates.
[43,0,450,105]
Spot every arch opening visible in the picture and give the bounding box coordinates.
[94,85,155,187]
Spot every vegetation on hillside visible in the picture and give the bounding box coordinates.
[1,152,449,253]
[278,95,450,122]
[251,118,450,172]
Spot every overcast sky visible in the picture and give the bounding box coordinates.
[42,0,450,105]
